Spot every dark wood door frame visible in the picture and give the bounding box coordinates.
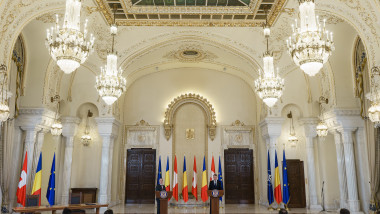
[125,148,156,204]
[224,148,255,204]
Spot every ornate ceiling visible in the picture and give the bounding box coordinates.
[95,0,287,26]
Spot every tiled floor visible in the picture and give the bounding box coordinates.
[109,204,329,214]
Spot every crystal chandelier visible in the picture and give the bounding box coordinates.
[366,67,380,127]
[46,0,95,74]
[255,16,284,108]
[286,0,334,76]
[287,111,298,147]
[316,96,329,137]
[50,95,63,136]
[81,110,92,146]
[96,9,126,105]
[0,65,11,122]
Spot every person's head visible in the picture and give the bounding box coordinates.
[104,209,113,214]
[213,174,218,181]
[63,208,72,214]
[340,208,350,214]
[159,178,163,185]
[278,208,288,214]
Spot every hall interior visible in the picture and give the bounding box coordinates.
[0,0,380,214]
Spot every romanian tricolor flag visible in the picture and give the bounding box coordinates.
[274,150,282,204]
[182,156,188,202]
[201,156,208,202]
[210,156,215,181]
[192,156,198,201]
[31,153,42,205]
[165,156,170,191]
[173,155,178,201]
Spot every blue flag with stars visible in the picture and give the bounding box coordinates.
[282,150,290,205]
[157,156,162,185]
[267,151,274,205]
[218,156,223,201]
[46,153,55,205]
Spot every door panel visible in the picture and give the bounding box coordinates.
[286,159,306,208]
[125,148,156,204]
[224,149,254,204]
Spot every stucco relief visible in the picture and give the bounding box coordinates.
[125,120,159,149]
[222,120,254,149]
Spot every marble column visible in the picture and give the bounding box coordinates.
[259,117,284,207]
[332,131,348,209]
[61,117,80,205]
[339,128,360,212]
[355,127,370,213]
[301,118,322,210]
[20,126,39,193]
[96,117,120,208]
[30,129,49,185]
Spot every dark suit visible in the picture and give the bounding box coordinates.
[208,180,222,214]
[155,184,165,214]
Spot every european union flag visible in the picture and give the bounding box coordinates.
[218,156,223,201]
[282,150,290,205]
[267,151,274,205]
[46,153,55,206]
[157,156,162,185]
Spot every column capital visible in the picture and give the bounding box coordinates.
[61,117,80,137]
[259,117,284,140]
[323,108,364,131]
[299,117,319,138]
[95,117,121,138]
[16,108,55,131]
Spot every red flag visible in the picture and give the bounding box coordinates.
[173,155,178,201]
[192,156,198,201]
[210,155,215,181]
[17,152,27,207]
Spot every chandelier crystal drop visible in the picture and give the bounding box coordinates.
[46,0,95,74]
[81,110,92,146]
[316,120,328,137]
[286,0,334,76]
[95,11,126,106]
[255,25,284,108]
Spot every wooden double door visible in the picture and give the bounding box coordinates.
[224,148,254,204]
[125,148,156,204]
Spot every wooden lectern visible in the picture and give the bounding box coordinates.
[207,190,224,214]
[155,191,172,214]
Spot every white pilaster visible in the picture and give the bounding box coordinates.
[61,117,80,205]
[339,128,360,212]
[96,117,120,208]
[332,131,348,209]
[301,118,322,210]
[259,117,284,207]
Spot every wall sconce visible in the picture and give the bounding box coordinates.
[287,111,298,147]
[81,110,93,146]
[316,96,329,138]
[50,95,62,136]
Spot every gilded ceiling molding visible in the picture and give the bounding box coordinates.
[164,93,216,141]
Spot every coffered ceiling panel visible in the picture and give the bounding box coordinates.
[95,0,287,26]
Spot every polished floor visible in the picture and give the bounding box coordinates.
[109,204,328,214]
